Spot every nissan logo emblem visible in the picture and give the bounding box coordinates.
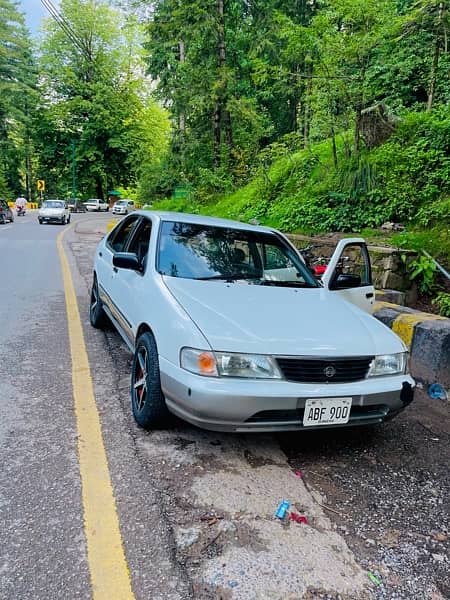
[324,366,336,378]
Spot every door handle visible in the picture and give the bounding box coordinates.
[366,292,374,299]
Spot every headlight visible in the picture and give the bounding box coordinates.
[180,348,282,379]
[368,352,407,377]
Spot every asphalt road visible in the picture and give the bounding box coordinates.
[0,211,448,600]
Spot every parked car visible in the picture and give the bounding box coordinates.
[0,199,14,224]
[84,198,109,212]
[112,199,135,215]
[38,200,70,225]
[68,198,87,213]
[89,211,414,433]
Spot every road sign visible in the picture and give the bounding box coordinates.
[37,179,45,191]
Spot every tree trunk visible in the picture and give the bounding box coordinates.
[303,62,313,147]
[25,137,32,201]
[178,40,186,140]
[95,176,103,200]
[427,2,444,111]
[213,103,221,169]
[213,0,233,168]
[354,105,362,156]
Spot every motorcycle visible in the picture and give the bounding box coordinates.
[16,205,26,216]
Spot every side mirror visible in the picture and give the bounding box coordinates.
[333,273,361,289]
[113,252,142,272]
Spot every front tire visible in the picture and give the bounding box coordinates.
[89,276,108,329]
[131,332,170,429]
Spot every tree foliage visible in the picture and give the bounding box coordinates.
[0,0,37,198]
[33,0,169,200]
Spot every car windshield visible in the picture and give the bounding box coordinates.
[44,201,64,208]
[116,201,127,205]
[157,221,319,288]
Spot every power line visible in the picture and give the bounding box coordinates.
[40,0,92,61]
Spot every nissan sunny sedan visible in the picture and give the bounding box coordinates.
[90,211,414,432]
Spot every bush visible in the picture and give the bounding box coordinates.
[432,292,450,317]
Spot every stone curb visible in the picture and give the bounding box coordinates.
[374,301,450,390]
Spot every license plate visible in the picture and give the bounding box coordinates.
[303,397,352,427]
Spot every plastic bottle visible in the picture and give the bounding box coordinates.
[275,500,290,519]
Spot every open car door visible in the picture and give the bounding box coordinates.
[321,238,375,313]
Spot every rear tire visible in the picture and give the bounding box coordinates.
[89,276,108,329]
[131,332,170,429]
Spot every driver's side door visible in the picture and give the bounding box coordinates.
[321,238,375,313]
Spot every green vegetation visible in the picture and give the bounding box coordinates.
[152,109,450,267]
[1,0,449,265]
[432,292,450,317]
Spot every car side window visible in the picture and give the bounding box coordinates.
[107,216,140,252]
[127,218,152,271]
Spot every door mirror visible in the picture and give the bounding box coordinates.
[113,252,141,271]
[333,273,361,289]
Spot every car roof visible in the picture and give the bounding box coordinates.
[135,210,277,234]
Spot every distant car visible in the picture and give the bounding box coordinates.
[84,198,109,212]
[112,199,135,215]
[0,199,14,224]
[67,198,87,213]
[90,211,415,433]
[38,200,70,225]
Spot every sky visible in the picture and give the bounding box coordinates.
[18,0,56,34]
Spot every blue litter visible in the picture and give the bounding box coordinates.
[275,500,290,519]
[428,383,448,401]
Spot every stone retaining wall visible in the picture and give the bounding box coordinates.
[287,234,418,303]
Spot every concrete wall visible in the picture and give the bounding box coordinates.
[374,301,450,391]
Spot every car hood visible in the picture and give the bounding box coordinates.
[39,207,64,215]
[163,278,404,356]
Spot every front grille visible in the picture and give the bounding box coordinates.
[276,356,373,383]
[246,404,389,424]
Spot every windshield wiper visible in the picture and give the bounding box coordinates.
[259,280,316,288]
[195,273,260,281]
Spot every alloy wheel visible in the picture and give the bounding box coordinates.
[133,347,148,411]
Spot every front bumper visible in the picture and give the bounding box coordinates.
[160,357,415,432]
[39,214,65,223]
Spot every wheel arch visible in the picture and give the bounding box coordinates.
[136,322,154,342]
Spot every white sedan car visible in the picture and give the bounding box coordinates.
[90,211,414,432]
[38,200,70,225]
[84,198,109,212]
[112,199,135,215]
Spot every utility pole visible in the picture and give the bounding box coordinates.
[71,140,77,198]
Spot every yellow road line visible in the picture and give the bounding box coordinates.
[57,229,134,600]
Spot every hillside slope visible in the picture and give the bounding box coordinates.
[153,109,450,263]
